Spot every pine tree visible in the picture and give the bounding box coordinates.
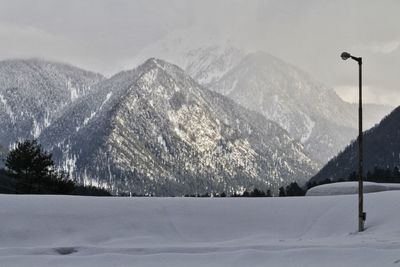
[5,140,54,193]
[4,140,76,194]
[285,182,305,196]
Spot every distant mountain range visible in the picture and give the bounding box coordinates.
[132,34,392,164]
[0,40,394,195]
[310,106,400,183]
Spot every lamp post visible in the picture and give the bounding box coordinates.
[341,51,366,232]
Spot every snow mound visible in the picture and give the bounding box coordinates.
[306,181,400,196]
[1,192,400,266]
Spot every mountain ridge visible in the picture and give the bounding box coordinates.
[39,58,319,195]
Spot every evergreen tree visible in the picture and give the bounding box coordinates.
[285,182,305,196]
[0,169,15,193]
[251,188,266,197]
[242,191,250,197]
[5,140,54,193]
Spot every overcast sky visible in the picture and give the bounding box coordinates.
[0,0,399,106]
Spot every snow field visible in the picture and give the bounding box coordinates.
[1,192,400,266]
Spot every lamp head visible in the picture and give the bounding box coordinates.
[341,52,351,60]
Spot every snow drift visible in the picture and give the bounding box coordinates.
[306,181,400,196]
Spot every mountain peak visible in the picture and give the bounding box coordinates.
[143,57,166,67]
[37,56,318,195]
[137,58,182,76]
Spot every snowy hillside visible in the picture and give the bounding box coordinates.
[40,58,318,196]
[1,192,400,266]
[0,59,104,150]
[311,106,400,183]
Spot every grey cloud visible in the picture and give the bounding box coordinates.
[0,0,399,105]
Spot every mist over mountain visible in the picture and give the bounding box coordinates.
[39,58,318,195]
[130,31,247,85]
[208,51,359,163]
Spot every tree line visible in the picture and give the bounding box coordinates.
[183,182,306,197]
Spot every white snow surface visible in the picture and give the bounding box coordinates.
[306,181,400,196]
[1,193,400,266]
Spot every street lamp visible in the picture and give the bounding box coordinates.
[341,51,366,232]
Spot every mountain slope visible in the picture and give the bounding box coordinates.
[209,51,358,163]
[0,59,104,149]
[40,58,319,196]
[310,106,400,183]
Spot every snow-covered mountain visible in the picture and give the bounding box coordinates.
[133,33,394,164]
[0,59,104,150]
[204,53,392,163]
[207,51,360,163]
[132,35,359,163]
[40,58,319,196]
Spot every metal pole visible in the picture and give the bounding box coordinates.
[358,58,365,232]
[340,52,366,232]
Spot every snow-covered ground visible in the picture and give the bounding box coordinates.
[1,192,400,266]
[306,181,400,196]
